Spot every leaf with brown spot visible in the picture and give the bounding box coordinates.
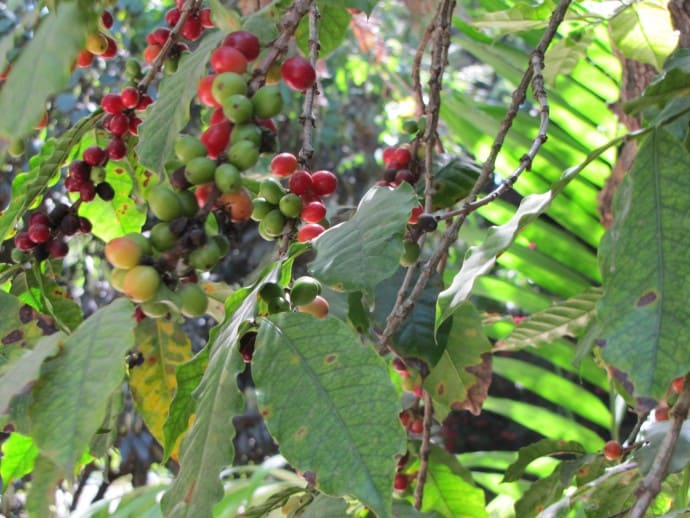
[129,319,193,460]
[425,302,492,422]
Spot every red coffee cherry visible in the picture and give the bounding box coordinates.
[270,153,298,177]
[281,56,316,92]
[311,170,337,196]
[296,223,325,242]
[223,31,260,61]
[603,440,622,460]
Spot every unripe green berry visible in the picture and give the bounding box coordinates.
[278,193,302,218]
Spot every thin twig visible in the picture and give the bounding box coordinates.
[377,0,572,350]
[139,0,204,92]
[247,0,313,94]
[630,373,690,517]
[411,10,438,113]
[413,389,434,509]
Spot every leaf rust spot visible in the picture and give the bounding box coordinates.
[260,406,271,418]
[637,291,658,307]
[436,383,445,396]
[324,354,337,364]
[184,481,195,503]
[295,426,308,441]
[465,328,477,337]
[18,305,35,323]
[2,329,23,345]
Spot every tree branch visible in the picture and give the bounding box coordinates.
[630,372,690,517]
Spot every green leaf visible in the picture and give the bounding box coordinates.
[297,4,351,58]
[513,469,564,518]
[0,2,87,143]
[253,312,406,518]
[624,50,690,115]
[29,298,135,474]
[318,0,378,15]
[470,2,554,33]
[130,319,193,460]
[419,447,487,518]
[162,345,209,461]
[566,466,639,517]
[78,159,146,242]
[26,454,62,517]
[208,0,241,32]
[161,269,274,517]
[0,112,101,242]
[436,134,622,327]
[0,332,62,416]
[1,432,39,487]
[299,493,350,517]
[482,398,605,452]
[89,387,123,459]
[503,439,586,483]
[610,0,677,71]
[424,303,492,422]
[135,31,224,174]
[310,184,418,293]
[496,287,602,350]
[544,30,595,86]
[598,128,690,398]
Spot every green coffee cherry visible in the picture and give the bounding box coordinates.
[175,135,208,164]
[222,94,253,124]
[150,222,177,251]
[278,193,302,218]
[230,124,262,146]
[148,185,183,221]
[214,163,242,193]
[260,209,286,238]
[251,197,274,221]
[228,141,259,171]
[259,177,285,205]
[290,276,322,306]
[185,157,217,185]
[178,283,209,317]
[212,72,248,104]
[259,282,284,302]
[252,85,284,119]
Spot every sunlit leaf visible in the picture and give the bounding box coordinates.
[297,4,351,57]
[135,31,224,175]
[598,128,690,398]
[29,298,134,474]
[1,432,39,487]
[503,439,585,482]
[544,29,595,85]
[130,319,193,460]
[253,312,406,518]
[310,184,418,294]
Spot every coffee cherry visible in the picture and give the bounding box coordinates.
[281,56,316,91]
[14,232,35,251]
[410,419,424,434]
[259,282,284,303]
[400,240,420,267]
[214,163,242,193]
[29,212,50,227]
[102,36,117,59]
[655,406,669,421]
[252,85,284,119]
[230,124,262,146]
[140,300,170,319]
[109,268,128,292]
[201,121,232,159]
[394,474,408,491]
[216,188,253,222]
[198,74,220,107]
[301,201,326,224]
[222,94,253,124]
[311,170,337,196]
[188,241,222,270]
[297,295,329,318]
[60,214,81,235]
[76,49,94,68]
[672,376,685,394]
[288,170,313,196]
[86,33,109,56]
[83,146,108,167]
[96,182,115,201]
[416,213,437,232]
[603,440,622,461]
[395,169,417,185]
[105,236,142,269]
[408,205,423,224]
[199,8,214,28]
[268,296,290,314]
[120,86,140,109]
[123,265,161,303]
[290,276,321,306]
[210,46,248,74]
[178,190,199,217]
[296,223,325,242]
[259,209,286,238]
[227,140,259,170]
[178,283,208,317]
[251,198,273,221]
[144,44,162,63]
[211,72,247,105]
[101,93,124,114]
[136,94,154,111]
[47,239,69,259]
[278,193,302,218]
[223,31,260,61]
[270,153,298,177]
[149,222,176,251]
[148,185,183,221]
[28,224,50,244]
[184,157,217,185]
[194,182,216,209]
[181,15,203,41]
[79,182,97,202]
[165,7,181,27]
[108,113,130,137]
[79,217,93,234]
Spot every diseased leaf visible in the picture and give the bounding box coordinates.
[0,2,88,144]
[310,184,418,293]
[424,303,492,421]
[0,112,101,242]
[253,312,406,518]
[208,0,241,31]
[503,439,586,482]
[419,447,487,518]
[610,0,677,71]
[496,287,602,350]
[135,31,224,174]
[162,345,209,461]
[624,49,690,115]
[29,298,135,474]
[598,128,690,398]
[1,432,39,487]
[514,469,564,518]
[130,319,193,460]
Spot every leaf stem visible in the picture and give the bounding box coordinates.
[413,389,433,510]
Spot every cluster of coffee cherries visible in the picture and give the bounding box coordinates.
[105,231,210,320]
[76,11,118,68]
[13,205,91,261]
[392,357,426,433]
[251,153,337,242]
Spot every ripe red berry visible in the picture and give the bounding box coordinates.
[78,217,93,233]
[14,232,36,251]
[76,49,94,68]
[198,75,220,108]
[301,201,326,224]
[410,419,424,434]
[100,11,114,29]
[382,147,396,167]
[120,86,140,109]
[223,31,260,61]
[106,137,127,160]
[210,46,248,74]
[200,120,232,159]
[83,146,107,167]
[69,160,92,183]
[102,37,117,59]
[29,212,50,227]
[129,116,142,136]
[107,113,130,137]
[47,239,69,259]
[408,205,423,224]
[395,169,417,185]
[147,27,170,46]
[270,153,298,177]
[311,170,337,196]
[281,56,316,92]
[394,474,408,491]
[655,406,669,421]
[136,94,154,111]
[101,93,124,114]
[297,223,325,242]
[392,146,412,168]
[209,107,226,125]
[165,7,181,27]
[143,44,162,64]
[288,170,313,196]
[399,411,411,427]
[603,440,622,460]
[672,376,685,394]
[79,182,97,202]
[181,16,202,41]
[28,224,50,244]
[199,7,214,28]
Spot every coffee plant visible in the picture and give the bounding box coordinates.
[1,0,690,516]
